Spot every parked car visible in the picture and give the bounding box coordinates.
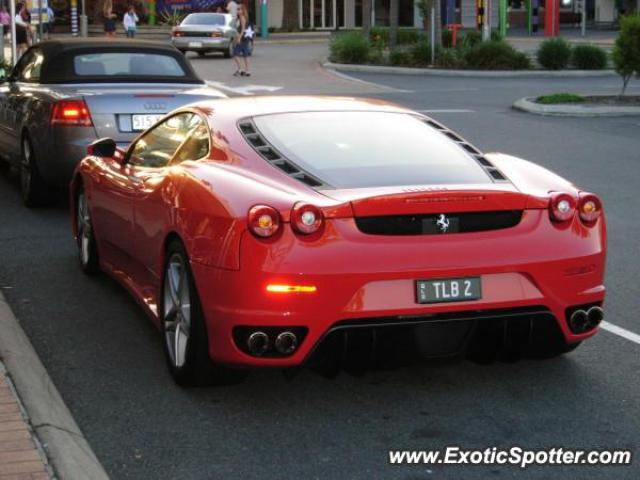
[70,96,606,386]
[171,13,242,58]
[0,38,225,206]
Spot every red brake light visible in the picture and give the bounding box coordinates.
[291,203,324,235]
[172,30,183,37]
[549,192,577,222]
[248,205,281,238]
[578,193,602,223]
[51,100,93,127]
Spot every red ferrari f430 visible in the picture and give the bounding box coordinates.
[70,97,606,386]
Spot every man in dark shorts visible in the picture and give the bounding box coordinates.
[232,5,251,77]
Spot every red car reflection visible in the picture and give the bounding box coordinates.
[70,97,606,386]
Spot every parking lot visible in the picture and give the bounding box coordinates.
[0,42,639,479]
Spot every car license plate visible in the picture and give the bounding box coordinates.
[132,114,164,131]
[416,277,481,304]
[188,41,203,48]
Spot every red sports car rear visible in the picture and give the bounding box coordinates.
[70,97,606,386]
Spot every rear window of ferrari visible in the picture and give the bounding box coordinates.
[251,112,491,188]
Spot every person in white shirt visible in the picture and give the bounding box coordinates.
[226,0,238,27]
[14,2,30,57]
[123,6,139,38]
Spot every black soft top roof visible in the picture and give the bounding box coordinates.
[31,39,203,84]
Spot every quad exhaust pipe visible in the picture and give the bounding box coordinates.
[247,331,269,356]
[275,331,298,355]
[245,330,299,357]
[569,306,604,333]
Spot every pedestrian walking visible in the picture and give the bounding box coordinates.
[123,5,139,38]
[0,6,10,31]
[14,2,30,57]
[226,0,238,27]
[103,1,117,37]
[232,5,251,77]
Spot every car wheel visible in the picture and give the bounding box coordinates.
[178,49,187,55]
[224,43,232,58]
[20,135,49,207]
[161,239,247,387]
[197,51,206,57]
[76,186,100,275]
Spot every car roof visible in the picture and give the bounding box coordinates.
[37,38,179,54]
[195,96,416,122]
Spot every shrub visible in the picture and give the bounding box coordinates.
[490,30,503,42]
[398,29,421,45]
[389,49,413,66]
[437,48,464,69]
[329,32,370,64]
[460,30,482,48]
[442,29,453,48]
[368,47,385,65]
[537,93,585,104]
[410,40,432,65]
[613,14,640,95]
[464,40,531,70]
[537,38,572,70]
[368,27,421,46]
[571,45,608,70]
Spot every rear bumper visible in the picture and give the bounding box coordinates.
[171,37,231,51]
[191,210,606,368]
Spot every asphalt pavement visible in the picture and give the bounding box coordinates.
[0,43,639,479]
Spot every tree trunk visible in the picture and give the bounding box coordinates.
[389,0,399,49]
[433,0,442,48]
[362,0,371,39]
[282,0,299,31]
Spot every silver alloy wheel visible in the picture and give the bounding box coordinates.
[77,192,92,266]
[20,138,31,196]
[164,254,192,369]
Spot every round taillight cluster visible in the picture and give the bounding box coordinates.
[549,192,602,225]
[291,203,324,235]
[247,203,325,238]
[248,205,281,238]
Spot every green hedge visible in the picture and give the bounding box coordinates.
[329,32,370,64]
[571,45,608,70]
[410,40,432,65]
[537,38,572,70]
[464,40,531,70]
[369,27,422,46]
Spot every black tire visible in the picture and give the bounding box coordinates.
[178,49,187,55]
[161,239,247,387]
[223,43,232,58]
[76,185,100,275]
[197,51,206,57]
[20,135,49,207]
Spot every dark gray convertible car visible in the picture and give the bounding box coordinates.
[0,39,225,206]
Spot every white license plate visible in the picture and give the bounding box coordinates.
[188,41,203,48]
[132,114,164,131]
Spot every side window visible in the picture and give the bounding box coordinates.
[172,117,210,164]
[128,113,204,168]
[15,50,44,82]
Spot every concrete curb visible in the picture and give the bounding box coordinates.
[323,61,618,78]
[0,292,109,480]
[513,96,640,117]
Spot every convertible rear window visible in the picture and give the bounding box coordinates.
[252,112,491,189]
[181,13,226,26]
[73,52,186,77]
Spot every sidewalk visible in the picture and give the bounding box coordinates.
[0,363,51,480]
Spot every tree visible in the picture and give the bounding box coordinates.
[389,0,399,49]
[612,14,640,95]
[362,0,372,39]
[282,0,299,31]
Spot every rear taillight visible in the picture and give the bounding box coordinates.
[51,100,93,127]
[291,203,323,235]
[578,193,602,223]
[549,192,577,222]
[172,30,183,37]
[248,205,281,238]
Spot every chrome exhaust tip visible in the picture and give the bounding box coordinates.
[569,310,589,333]
[247,331,269,356]
[275,331,298,355]
[587,306,604,327]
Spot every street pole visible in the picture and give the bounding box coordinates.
[430,5,435,65]
[499,0,507,38]
[580,0,586,37]
[10,0,17,65]
[261,0,268,39]
[482,0,491,41]
[70,0,78,36]
[80,0,88,37]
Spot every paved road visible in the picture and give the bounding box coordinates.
[1,44,639,479]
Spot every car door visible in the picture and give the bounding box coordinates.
[0,49,44,160]
[126,112,209,288]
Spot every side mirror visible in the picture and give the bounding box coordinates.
[87,138,117,158]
